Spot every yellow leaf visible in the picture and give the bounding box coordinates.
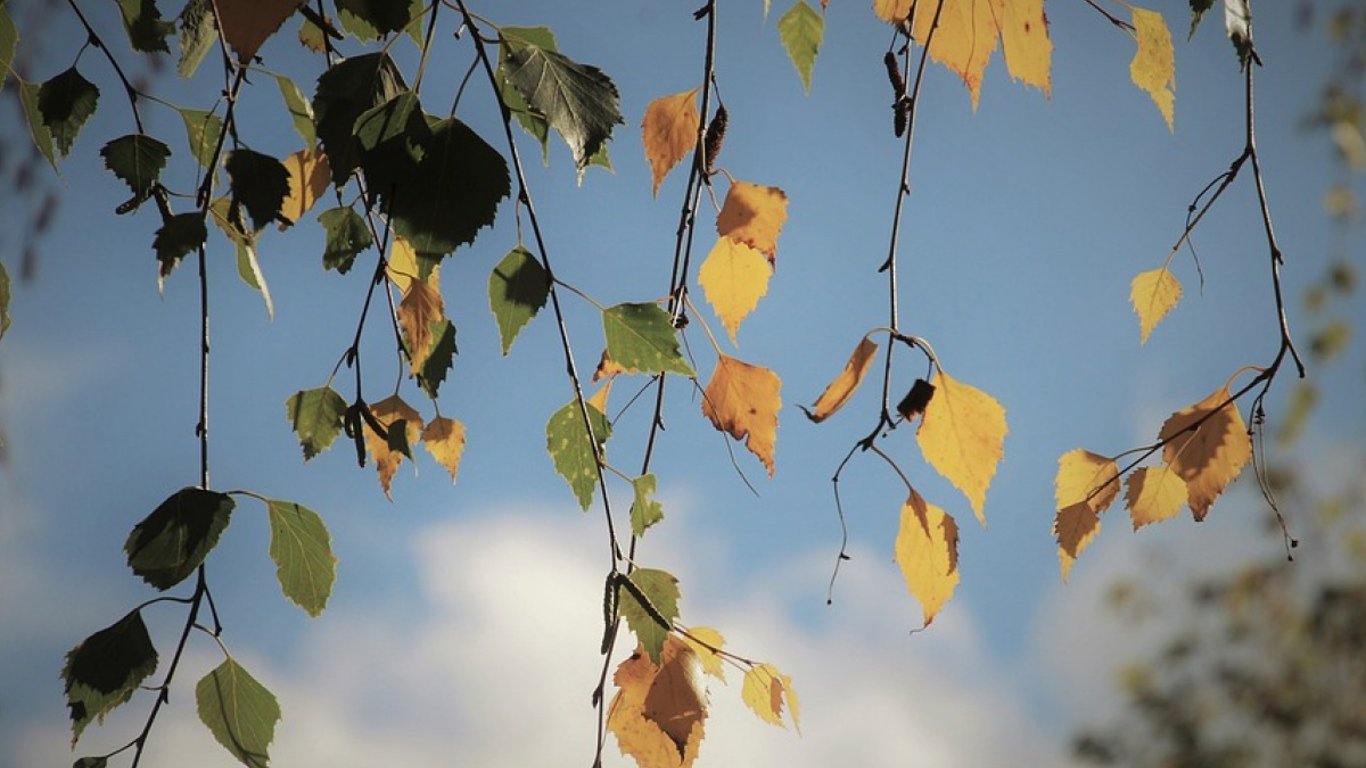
[1000,0,1052,97]
[904,0,1053,108]
[1125,465,1188,529]
[279,147,330,227]
[593,349,628,383]
[387,235,439,295]
[216,0,303,63]
[679,627,726,681]
[1129,8,1176,131]
[642,87,700,196]
[607,639,707,768]
[1158,384,1252,520]
[894,488,960,626]
[802,336,879,423]
[363,395,423,500]
[698,237,772,344]
[716,181,788,265]
[587,378,614,416]
[916,369,1007,525]
[421,416,465,483]
[872,0,912,24]
[1052,449,1120,581]
[1129,267,1182,344]
[741,663,800,732]
[397,278,445,374]
[701,354,782,477]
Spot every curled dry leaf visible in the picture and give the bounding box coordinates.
[801,336,878,423]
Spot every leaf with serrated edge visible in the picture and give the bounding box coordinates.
[1052,449,1120,581]
[101,134,170,210]
[279,148,330,227]
[1130,266,1182,343]
[195,658,280,768]
[1126,465,1188,529]
[1130,8,1176,131]
[363,395,423,499]
[177,0,215,78]
[0,7,18,97]
[602,303,693,376]
[618,568,680,663]
[488,246,548,355]
[274,73,315,143]
[63,610,158,745]
[37,67,99,158]
[398,278,444,374]
[226,149,290,230]
[895,488,960,626]
[716,181,788,264]
[501,41,623,176]
[418,319,456,399]
[545,398,611,509]
[607,637,707,768]
[642,87,699,195]
[216,0,299,62]
[318,206,373,273]
[778,1,823,93]
[698,237,771,345]
[266,499,336,617]
[741,663,800,732]
[1159,382,1252,520]
[286,386,347,459]
[152,212,207,285]
[701,354,782,477]
[630,473,664,537]
[802,336,879,422]
[179,108,223,169]
[422,416,465,482]
[916,369,1007,525]
[125,488,234,590]
[679,627,725,680]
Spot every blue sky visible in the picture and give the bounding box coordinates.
[2,1,1363,766]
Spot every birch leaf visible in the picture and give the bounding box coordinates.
[1130,267,1182,344]
[698,236,771,344]
[916,370,1007,525]
[1126,465,1189,529]
[716,181,788,264]
[1130,8,1176,131]
[1158,383,1252,520]
[216,0,302,62]
[607,638,707,768]
[397,278,444,374]
[422,416,466,482]
[362,395,423,499]
[778,1,824,93]
[1052,449,1121,581]
[546,398,611,510]
[801,336,878,423]
[279,147,330,227]
[642,87,699,196]
[741,663,800,732]
[894,488,960,626]
[701,354,782,477]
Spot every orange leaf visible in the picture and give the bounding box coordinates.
[1125,465,1188,529]
[716,181,788,264]
[697,237,771,344]
[1130,7,1176,131]
[915,369,1007,525]
[801,336,879,423]
[279,147,330,227]
[215,0,303,63]
[701,354,782,477]
[1052,449,1120,581]
[740,663,800,732]
[362,395,423,500]
[421,416,465,483]
[607,638,708,768]
[894,488,960,626]
[1158,383,1251,520]
[397,278,445,375]
[1130,267,1182,344]
[642,88,700,196]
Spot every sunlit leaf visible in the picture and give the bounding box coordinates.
[916,369,1007,525]
[607,637,708,768]
[778,1,824,93]
[363,395,423,499]
[620,568,681,664]
[701,354,782,476]
[488,246,549,355]
[1130,266,1182,344]
[698,237,771,345]
[894,488,960,626]
[679,627,725,680]
[801,336,878,423]
[274,73,316,144]
[1052,449,1120,581]
[265,499,336,616]
[1125,465,1188,529]
[642,87,699,196]
[179,108,223,169]
[1130,8,1176,131]
[716,181,788,264]
[397,277,445,374]
[279,148,330,227]
[216,0,299,62]
[1158,382,1252,520]
[196,658,280,768]
[546,398,611,510]
[602,303,693,377]
[631,473,664,537]
[741,663,800,732]
[285,386,347,460]
[422,416,466,482]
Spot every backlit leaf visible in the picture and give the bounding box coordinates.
[285,386,347,459]
[701,354,782,477]
[894,488,960,627]
[62,610,158,745]
[999,0,1052,97]
[778,1,824,93]
[279,147,330,227]
[895,0,1052,107]
[619,568,681,663]
[124,487,234,590]
[801,336,878,422]
[179,108,223,169]
[607,637,707,768]
[501,40,623,177]
[195,658,280,768]
[216,0,301,62]
[679,627,725,680]
[1158,382,1252,520]
[496,27,558,161]
[741,663,800,732]
[631,473,664,537]
[1130,266,1182,344]
[265,499,336,617]
[642,87,700,196]
[422,416,465,482]
[603,303,693,376]
[337,0,412,40]
[546,398,611,510]
[716,181,788,264]
[397,277,445,374]
[116,0,173,53]
[363,395,423,499]
[274,73,315,144]
[37,67,99,158]
[152,211,207,284]
[101,134,170,212]
[226,149,290,230]
[317,206,372,273]
[0,6,17,97]
[386,234,430,294]
[313,52,406,184]
[1125,465,1188,529]
[1188,0,1216,38]
[1130,8,1176,131]
[417,319,456,399]
[698,237,771,345]
[1052,449,1120,581]
[488,246,549,355]
[176,0,216,78]
[20,82,57,170]
[916,369,1007,525]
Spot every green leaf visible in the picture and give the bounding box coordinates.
[101,134,170,213]
[274,74,315,144]
[630,473,664,537]
[152,211,206,284]
[317,206,372,273]
[337,0,412,40]
[546,398,611,510]
[37,67,99,157]
[62,610,158,745]
[418,319,456,399]
[124,487,234,590]
[313,52,406,185]
[233,236,273,319]
[352,90,429,196]
[618,568,680,664]
[74,757,108,768]
[500,40,623,177]
[374,117,509,259]
[386,418,413,458]
[176,0,215,78]
[602,303,693,376]
[265,499,336,617]
[225,149,290,230]
[778,0,823,93]
[179,108,223,169]
[488,246,548,355]
[0,260,10,340]
[496,27,558,161]
[1187,0,1216,39]
[196,658,280,768]
[0,5,17,96]
[117,0,173,53]
[286,386,348,459]
[20,81,57,171]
